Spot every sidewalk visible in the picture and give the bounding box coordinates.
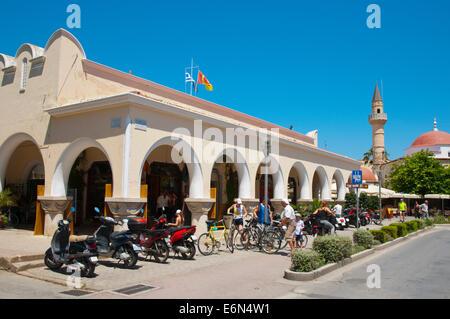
[0,228,50,258]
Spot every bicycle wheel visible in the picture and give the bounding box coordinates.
[302,234,309,248]
[261,231,281,254]
[197,233,214,256]
[275,228,288,250]
[225,232,234,253]
[234,231,245,250]
[247,228,260,250]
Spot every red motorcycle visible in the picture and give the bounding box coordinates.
[126,217,171,263]
[151,214,197,260]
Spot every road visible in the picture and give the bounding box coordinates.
[0,227,448,299]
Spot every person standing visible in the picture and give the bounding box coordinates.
[398,199,407,222]
[333,203,342,218]
[253,200,273,226]
[414,201,421,219]
[420,200,429,219]
[227,198,248,238]
[294,213,305,249]
[156,190,169,216]
[278,198,296,254]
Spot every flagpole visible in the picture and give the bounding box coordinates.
[191,58,194,96]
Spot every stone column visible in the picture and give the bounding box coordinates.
[105,197,147,231]
[184,198,215,235]
[270,199,285,216]
[241,198,260,215]
[38,196,72,236]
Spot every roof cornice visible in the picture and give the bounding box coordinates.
[44,93,361,166]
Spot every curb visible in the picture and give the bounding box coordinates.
[0,254,45,273]
[284,226,435,281]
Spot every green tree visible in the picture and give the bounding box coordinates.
[345,192,357,208]
[386,150,450,196]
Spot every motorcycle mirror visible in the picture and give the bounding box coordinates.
[94,207,100,214]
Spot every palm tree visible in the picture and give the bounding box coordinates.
[363,147,390,165]
[0,188,17,209]
[363,148,374,165]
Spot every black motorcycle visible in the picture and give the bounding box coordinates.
[44,207,98,277]
[92,207,139,268]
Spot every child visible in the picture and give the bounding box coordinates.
[295,213,305,249]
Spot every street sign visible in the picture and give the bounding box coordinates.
[346,183,368,189]
[352,170,363,184]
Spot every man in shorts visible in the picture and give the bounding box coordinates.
[398,199,407,222]
[278,198,296,254]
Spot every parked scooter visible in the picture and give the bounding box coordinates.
[92,207,139,268]
[44,207,98,277]
[151,214,197,259]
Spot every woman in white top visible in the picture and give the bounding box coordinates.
[227,198,247,237]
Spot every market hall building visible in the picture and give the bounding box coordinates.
[0,29,360,236]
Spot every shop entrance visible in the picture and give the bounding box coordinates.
[145,162,185,223]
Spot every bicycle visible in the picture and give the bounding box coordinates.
[197,219,234,256]
[1,207,20,228]
[238,218,282,254]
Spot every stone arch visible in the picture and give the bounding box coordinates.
[138,136,204,199]
[256,155,285,199]
[0,133,43,192]
[290,161,311,200]
[51,138,114,197]
[208,147,251,199]
[332,169,346,201]
[312,166,331,200]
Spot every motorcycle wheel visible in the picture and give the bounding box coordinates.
[153,240,169,263]
[198,233,214,256]
[44,248,63,270]
[181,240,196,260]
[122,245,138,268]
[79,258,96,278]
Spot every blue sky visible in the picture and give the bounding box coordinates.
[1,0,449,160]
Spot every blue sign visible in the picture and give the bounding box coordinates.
[352,170,363,184]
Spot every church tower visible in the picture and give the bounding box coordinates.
[369,83,388,166]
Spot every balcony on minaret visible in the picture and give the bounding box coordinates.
[369,113,388,122]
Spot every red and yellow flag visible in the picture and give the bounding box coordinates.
[197,71,213,91]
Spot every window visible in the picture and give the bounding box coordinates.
[2,71,15,86]
[377,109,380,114]
[20,58,27,91]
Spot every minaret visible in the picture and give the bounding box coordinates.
[369,84,388,166]
[433,118,438,131]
